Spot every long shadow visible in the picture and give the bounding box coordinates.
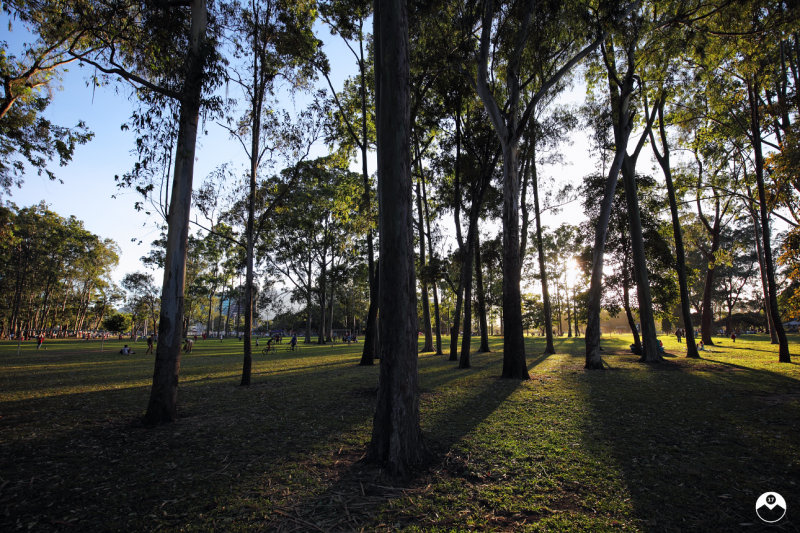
[0,347,391,531]
[580,351,800,531]
[260,349,557,531]
[1,339,548,531]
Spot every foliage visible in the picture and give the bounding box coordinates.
[0,202,119,336]
[102,312,131,334]
[0,11,94,196]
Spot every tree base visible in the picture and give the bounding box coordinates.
[584,359,604,370]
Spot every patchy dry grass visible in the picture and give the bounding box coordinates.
[1,333,799,531]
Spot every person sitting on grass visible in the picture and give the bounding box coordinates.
[183,338,194,353]
[120,344,135,355]
[698,341,705,351]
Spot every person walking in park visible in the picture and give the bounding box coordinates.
[290,332,297,351]
[36,333,44,350]
[146,336,154,355]
[676,328,682,343]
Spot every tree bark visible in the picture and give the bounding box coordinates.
[459,215,477,369]
[531,143,555,354]
[748,78,790,362]
[143,0,207,425]
[585,145,627,369]
[421,170,443,354]
[449,103,463,362]
[499,145,528,378]
[367,0,425,476]
[649,97,698,357]
[620,156,661,363]
[415,165,434,352]
[475,231,490,353]
[750,208,778,343]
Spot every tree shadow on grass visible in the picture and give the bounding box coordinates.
[258,350,556,531]
[0,350,390,531]
[579,352,800,531]
[0,343,543,531]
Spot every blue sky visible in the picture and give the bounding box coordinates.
[2,16,357,283]
[2,14,598,295]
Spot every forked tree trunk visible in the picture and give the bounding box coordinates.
[649,98,698,358]
[748,78,790,363]
[620,157,661,363]
[143,0,207,425]
[367,0,425,477]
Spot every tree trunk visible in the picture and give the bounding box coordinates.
[415,171,433,352]
[622,264,641,352]
[367,0,425,476]
[422,173,443,354]
[359,31,378,365]
[475,231,490,353]
[449,273,463,362]
[531,149,555,354]
[143,0,207,426]
[750,209,778,343]
[499,144,528,379]
[699,249,718,345]
[585,145,627,369]
[459,216,477,369]
[748,78,790,362]
[302,267,311,343]
[241,82,261,386]
[620,156,661,363]
[360,266,379,364]
[649,98,699,357]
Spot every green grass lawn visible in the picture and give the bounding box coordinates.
[1,333,799,531]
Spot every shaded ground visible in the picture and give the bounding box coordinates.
[0,333,798,531]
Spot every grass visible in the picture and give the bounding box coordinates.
[1,332,799,531]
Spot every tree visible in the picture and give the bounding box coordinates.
[102,313,131,334]
[218,0,319,385]
[584,4,663,368]
[318,0,379,365]
[367,0,425,477]
[581,173,678,352]
[0,203,118,337]
[122,272,160,338]
[471,0,614,378]
[0,7,93,196]
[647,92,700,357]
[12,0,223,424]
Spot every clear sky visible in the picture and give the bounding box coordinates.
[2,15,599,291]
[2,16,357,284]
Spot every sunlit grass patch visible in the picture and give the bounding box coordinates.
[0,333,798,531]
